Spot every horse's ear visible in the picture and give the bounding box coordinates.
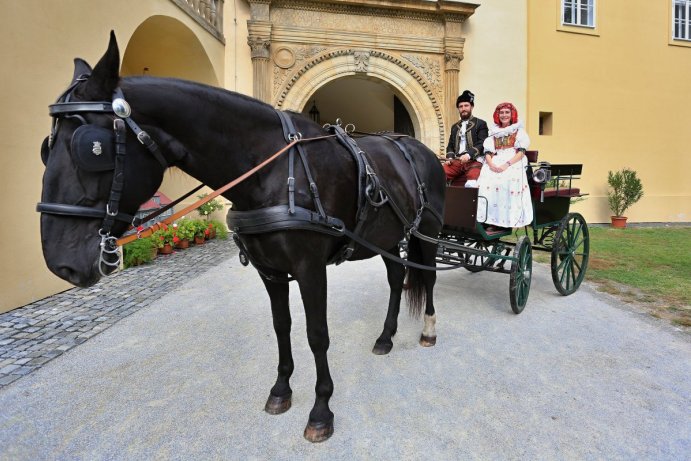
[72,58,92,82]
[79,31,120,100]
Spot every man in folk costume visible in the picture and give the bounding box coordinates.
[443,90,489,186]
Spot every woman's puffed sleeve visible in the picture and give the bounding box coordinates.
[515,128,530,151]
[483,135,495,154]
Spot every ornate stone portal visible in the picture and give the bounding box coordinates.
[247,0,478,154]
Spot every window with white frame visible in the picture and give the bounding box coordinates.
[674,0,691,40]
[562,0,595,28]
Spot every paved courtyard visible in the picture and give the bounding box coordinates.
[0,238,689,459]
[0,239,233,388]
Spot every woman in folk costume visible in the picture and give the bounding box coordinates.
[476,102,533,229]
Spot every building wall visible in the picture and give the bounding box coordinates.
[460,0,528,127]
[0,0,228,313]
[527,0,690,223]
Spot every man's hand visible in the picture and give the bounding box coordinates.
[458,153,471,163]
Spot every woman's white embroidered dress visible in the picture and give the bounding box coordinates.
[476,122,533,227]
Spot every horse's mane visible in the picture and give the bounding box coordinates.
[121,75,275,113]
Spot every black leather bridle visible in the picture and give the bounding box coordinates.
[37,74,168,274]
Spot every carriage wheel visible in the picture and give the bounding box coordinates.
[464,241,493,272]
[551,213,589,296]
[509,236,532,314]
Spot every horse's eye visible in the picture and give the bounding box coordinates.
[40,136,50,166]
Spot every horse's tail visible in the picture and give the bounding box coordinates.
[405,236,425,319]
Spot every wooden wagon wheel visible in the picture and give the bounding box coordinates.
[509,236,532,314]
[551,213,590,296]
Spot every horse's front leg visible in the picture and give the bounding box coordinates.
[373,249,406,355]
[296,264,334,443]
[261,276,294,415]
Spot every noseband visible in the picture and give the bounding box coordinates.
[37,74,169,275]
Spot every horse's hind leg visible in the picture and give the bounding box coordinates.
[295,263,334,443]
[418,235,438,347]
[373,248,406,355]
[261,277,294,415]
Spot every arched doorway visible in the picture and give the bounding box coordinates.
[300,76,415,137]
[276,49,444,153]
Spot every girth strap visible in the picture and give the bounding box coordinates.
[227,204,463,273]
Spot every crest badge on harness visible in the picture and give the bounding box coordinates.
[92,141,102,155]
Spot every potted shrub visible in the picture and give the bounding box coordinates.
[607,168,643,228]
[197,193,224,222]
[192,219,208,245]
[153,224,176,254]
[174,219,196,249]
[123,236,158,268]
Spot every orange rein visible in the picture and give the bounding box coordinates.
[116,135,333,246]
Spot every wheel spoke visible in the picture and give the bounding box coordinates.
[569,259,577,287]
[569,220,580,245]
[556,255,569,272]
[572,257,582,273]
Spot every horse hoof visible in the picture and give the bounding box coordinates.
[264,393,292,415]
[372,342,393,355]
[419,334,436,347]
[304,418,334,443]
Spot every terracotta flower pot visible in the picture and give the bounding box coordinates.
[194,235,205,245]
[176,238,189,249]
[611,216,627,228]
[159,243,173,254]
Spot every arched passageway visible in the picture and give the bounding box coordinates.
[277,49,444,153]
[121,15,218,85]
[300,76,414,137]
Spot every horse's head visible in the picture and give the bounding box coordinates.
[38,32,166,287]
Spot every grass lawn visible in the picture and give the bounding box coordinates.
[526,225,690,327]
[581,226,691,326]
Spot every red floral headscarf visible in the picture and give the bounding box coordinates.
[493,102,519,126]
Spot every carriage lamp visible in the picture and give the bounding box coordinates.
[309,100,320,123]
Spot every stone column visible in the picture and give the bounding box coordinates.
[443,16,466,136]
[247,1,272,103]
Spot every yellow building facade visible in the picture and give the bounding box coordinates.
[527,0,691,223]
[1,0,687,313]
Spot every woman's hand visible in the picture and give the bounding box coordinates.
[489,162,507,173]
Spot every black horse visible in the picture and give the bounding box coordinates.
[38,33,444,442]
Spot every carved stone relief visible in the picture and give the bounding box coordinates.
[272,44,328,96]
[353,51,370,73]
[254,0,477,153]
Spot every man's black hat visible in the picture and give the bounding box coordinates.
[456,90,475,107]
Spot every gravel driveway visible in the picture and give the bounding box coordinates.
[1,252,689,460]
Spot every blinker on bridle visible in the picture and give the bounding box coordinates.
[37,74,168,276]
